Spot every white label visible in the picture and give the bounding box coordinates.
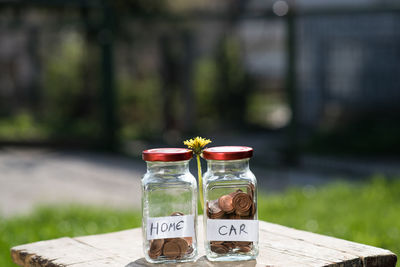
[207,219,259,242]
[146,215,195,240]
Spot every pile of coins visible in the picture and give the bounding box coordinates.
[206,185,256,254]
[206,186,256,220]
[210,241,252,254]
[147,212,194,260]
[148,237,194,259]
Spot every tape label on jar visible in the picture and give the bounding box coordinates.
[207,219,259,242]
[147,215,195,240]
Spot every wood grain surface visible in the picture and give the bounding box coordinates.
[11,216,397,267]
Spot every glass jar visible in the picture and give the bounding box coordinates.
[202,146,258,261]
[141,148,198,263]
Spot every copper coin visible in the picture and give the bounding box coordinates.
[236,209,250,217]
[149,239,164,253]
[238,245,252,253]
[174,238,189,256]
[208,199,222,213]
[218,194,235,213]
[233,241,252,246]
[223,241,235,249]
[208,200,225,219]
[148,249,162,259]
[162,241,181,259]
[170,211,184,216]
[210,244,229,254]
[233,192,252,214]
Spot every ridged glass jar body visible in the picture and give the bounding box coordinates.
[203,158,258,261]
[142,160,198,263]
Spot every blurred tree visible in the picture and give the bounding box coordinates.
[214,35,253,127]
[42,32,101,140]
[213,0,253,128]
[42,0,170,147]
[159,34,180,132]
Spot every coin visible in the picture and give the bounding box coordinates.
[218,194,235,213]
[208,199,225,219]
[173,238,189,257]
[210,243,229,254]
[149,239,164,253]
[148,249,162,259]
[236,208,250,216]
[170,211,184,216]
[238,245,252,253]
[223,241,235,249]
[233,241,252,246]
[232,192,252,215]
[163,240,181,259]
[235,241,252,253]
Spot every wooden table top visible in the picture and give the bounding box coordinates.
[11,216,397,267]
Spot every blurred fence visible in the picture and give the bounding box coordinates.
[0,0,399,156]
[297,10,400,128]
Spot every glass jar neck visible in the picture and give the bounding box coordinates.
[206,158,250,173]
[146,160,190,175]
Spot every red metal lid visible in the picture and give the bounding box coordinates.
[142,148,193,162]
[202,146,253,160]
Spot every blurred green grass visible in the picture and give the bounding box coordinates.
[0,206,142,266]
[1,177,399,266]
[259,177,400,259]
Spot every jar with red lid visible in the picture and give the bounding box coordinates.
[141,148,198,263]
[202,146,258,261]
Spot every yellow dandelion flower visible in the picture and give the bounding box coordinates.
[183,136,212,210]
[183,136,212,155]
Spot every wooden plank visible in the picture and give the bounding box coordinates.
[11,216,397,267]
[258,221,397,267]
[258,231,361,267]
[11,237,131,266]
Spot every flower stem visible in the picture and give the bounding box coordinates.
[196,154,204,210]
